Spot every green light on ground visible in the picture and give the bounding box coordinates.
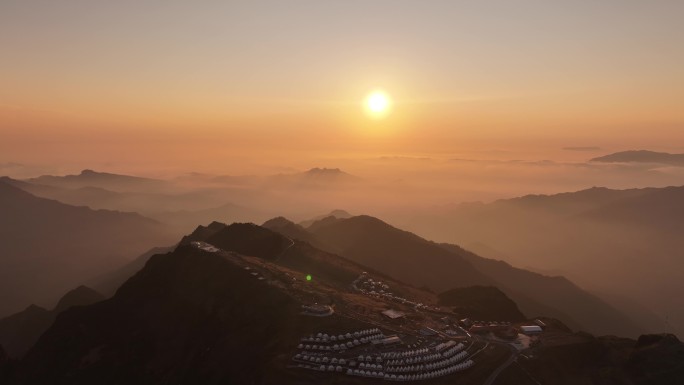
[306,274,312,281]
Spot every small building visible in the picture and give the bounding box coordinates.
[534,319,547,329]
[459,318,473,328]
[419,327,438,336]
[380,336,402,345]
[301,304,334,317]
[381,309,406,320]
[520,325,543,334]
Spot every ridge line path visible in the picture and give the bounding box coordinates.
[482,343,518,385]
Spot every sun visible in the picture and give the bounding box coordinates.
[364,90,391,118]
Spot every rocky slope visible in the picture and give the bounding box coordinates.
[0,286,104,358]
[0,180,174,316]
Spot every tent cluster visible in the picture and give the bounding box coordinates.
[345,359,475,382]
[298,329,385,352]
[294,363,345,372]
[381,360,475,381]
[292,327,475,381]
[384,342,465,366]
[386,350,469,373]
[300,329,382,343]
[352,273,439,311]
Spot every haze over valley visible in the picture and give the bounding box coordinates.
[2,1,684,384]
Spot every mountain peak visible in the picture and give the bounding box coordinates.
[438,285,526,321]
[590,150,684,166]
[327,209,352,218]
[262,216,295,228]
[301,168,358,180]
[183,222,291,260]
[298,209,352,228]
[54,286,104,313]
[305,167,342,174]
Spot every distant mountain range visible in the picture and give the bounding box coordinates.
[405,184,684,336]
[209,167,360,187]
[26,169,168,192]
[0,180,175,316]
[4,166,674,336]
[5,168,361,231]
[590,150,684,166]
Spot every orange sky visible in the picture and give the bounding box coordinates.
[2,1,684,175]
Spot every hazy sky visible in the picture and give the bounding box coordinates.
[2,1,684,175]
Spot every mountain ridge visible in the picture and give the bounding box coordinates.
[0,286,104,358]
[0,179,175,317]
[590,150,684,166]
[263,214,640,336]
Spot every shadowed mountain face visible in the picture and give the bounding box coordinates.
[89,246,176,297]
[438,243,641,337]
[0,286,104,358]
[590,150,684,166]
[183,222,292,260]
[627,334,684,382]
[305,215,494,291]
[262,217,328,249]
[298,209,353,229]
[13,248,301,385]
[182,221,398,291]
[438,286,526,321]
[404,185,684,335]
[498,333,684,385]
[0,180,175,317]
[264,215,642,337]
[9,224,432,384]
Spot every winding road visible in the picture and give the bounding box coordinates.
[482,343,518,385]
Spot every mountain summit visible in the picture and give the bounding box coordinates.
[590,150,684,166]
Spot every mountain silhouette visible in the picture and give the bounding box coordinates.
[183,222,291,260]
[438,286,525,321]
[11,224,421,384]
[0,286,104,358]
[265,214,641,337]
[409,185,684,335]
[0,180,174,317]
[298,209,353,228]
[13,247,299,384]
[90,246,176,297]
[590,150,684,166]
[26,169,167,192]
[305,215,494,289]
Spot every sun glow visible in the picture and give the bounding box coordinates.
[365,90,391,118]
